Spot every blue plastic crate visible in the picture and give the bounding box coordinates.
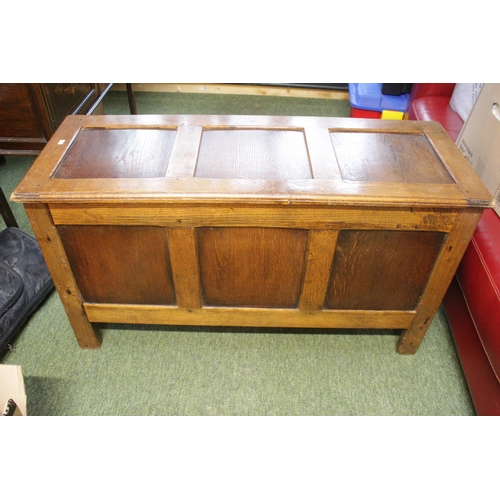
[349,83,410,112]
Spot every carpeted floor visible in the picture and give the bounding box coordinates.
[103,89,352,116]
[0,89,475,415]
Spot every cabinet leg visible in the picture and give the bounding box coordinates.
[24,204,102,349]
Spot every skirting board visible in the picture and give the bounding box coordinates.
[111,83,350,100]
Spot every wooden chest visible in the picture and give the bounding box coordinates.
[11,115,493,354]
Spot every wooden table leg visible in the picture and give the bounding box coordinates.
[126,83,137,115]
[24,204,102,349]
[397,209,483,354]
[0,187,19,227]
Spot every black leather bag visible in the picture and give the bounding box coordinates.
[0,227,54,353]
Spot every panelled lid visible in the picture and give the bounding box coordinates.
[11,114,493,208]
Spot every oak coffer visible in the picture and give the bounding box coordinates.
[11,115,493,354]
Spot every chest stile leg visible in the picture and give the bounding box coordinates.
[24,203,102,349]
[397,209,483,354]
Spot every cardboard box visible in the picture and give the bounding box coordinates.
[457,83,500,216]
[0,365,27,416]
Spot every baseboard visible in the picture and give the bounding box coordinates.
[111,83,350,100]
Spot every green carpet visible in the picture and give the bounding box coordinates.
[0,89,475,415]
[102,89,353,116]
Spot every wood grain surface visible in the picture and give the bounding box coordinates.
[24,204,102,348]
[195,129,312,179]
[197,227,308,308]
[58,225,176,305]
[325,230,446,310]
[330,132,454,183]
[53,128,177,179]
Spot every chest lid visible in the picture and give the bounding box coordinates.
[11,114,493,209]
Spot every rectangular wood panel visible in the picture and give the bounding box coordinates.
[53,128,177,179]
[195,129,312,179]
[330,132,454,184]
[197,227,308,308]
[58,225,176,305]
[325,230,446,311]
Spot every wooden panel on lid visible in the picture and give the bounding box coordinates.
[330,132,455,184]
[52,128,177,179]
[195,129,312,179]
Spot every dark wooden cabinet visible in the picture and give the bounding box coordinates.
[0,83,111,156]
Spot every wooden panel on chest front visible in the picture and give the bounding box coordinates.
[197,227,309,308]
[325,230,446,310]
[58,225,176,305]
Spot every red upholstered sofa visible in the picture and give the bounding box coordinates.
[407,83,500,415]
[406,83,464,141]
